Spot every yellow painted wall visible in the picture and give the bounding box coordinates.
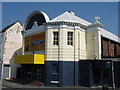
[14,54,44,64]
[34,54,44,64]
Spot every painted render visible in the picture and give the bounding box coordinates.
[0,21,23,79]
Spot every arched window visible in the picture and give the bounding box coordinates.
[25,11,49,30]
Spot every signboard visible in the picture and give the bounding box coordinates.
[51,81,59,83]
[24,32,45,52]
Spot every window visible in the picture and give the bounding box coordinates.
[53,32,59,45]
[67,32,73,45]
[52,64,58,74]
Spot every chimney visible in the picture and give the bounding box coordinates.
[68,11,75,15]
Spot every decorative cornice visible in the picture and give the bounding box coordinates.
[44,21,87,30]
[87,23,103,29]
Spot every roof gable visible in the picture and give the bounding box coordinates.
[1,21,22,33]
[49,11,91,26]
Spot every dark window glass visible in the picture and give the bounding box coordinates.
[53,32,59,45]
[67,32,73,45]
[52,64,58,73]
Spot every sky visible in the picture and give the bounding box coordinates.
[2,2,119,36]
[0,2,2,31]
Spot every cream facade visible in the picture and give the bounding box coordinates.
[22,11,120,62]
[45,26,87,62]
[14,11,120,87]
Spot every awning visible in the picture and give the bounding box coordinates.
[14,54,44,64]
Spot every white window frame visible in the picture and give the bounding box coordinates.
[53,32,59,45]
[67,32,73,45]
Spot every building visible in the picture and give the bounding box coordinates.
[14,11,120,87]
[0,21,23,79]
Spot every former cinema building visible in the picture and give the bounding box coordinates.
[14,11,120,87]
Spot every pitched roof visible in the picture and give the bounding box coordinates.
[49,11,91,26]
[100,28,120,43]
[1,21,22,33]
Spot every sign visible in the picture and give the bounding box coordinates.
[24,32,45,52]
[51,81,59,83]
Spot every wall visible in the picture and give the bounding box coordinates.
[45,25,86,86]
[101,37,120,58]
[86,27,101,59]
[46,26,87,62]
[79,60,114,87]
[24,25,46,55]
[79,30,87,59]
[0,33,3,61]
[113,61,120,87]
[2,22,23,79]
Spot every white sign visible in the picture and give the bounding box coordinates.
[51,81,59,83]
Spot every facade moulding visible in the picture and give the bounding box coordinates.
[86,26,102,32]
[87,23,102,29]
[24,25,46,36]
[45,22,86,31]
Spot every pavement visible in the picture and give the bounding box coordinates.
[2,79,42,89]
[1,79,120,90]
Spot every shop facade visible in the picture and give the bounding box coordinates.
[14,11,120,87]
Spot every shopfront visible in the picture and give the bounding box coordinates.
[21,64,44,82]
[79,60,113,87]
[14,54,44,82]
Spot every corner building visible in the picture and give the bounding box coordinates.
[14,11,120,87]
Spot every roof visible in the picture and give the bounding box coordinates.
[99,27,120,43]
[48,11,91,26]
[1,21,22,33]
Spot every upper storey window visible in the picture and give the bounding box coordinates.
[67,32,73,45]
[53,32,59,45]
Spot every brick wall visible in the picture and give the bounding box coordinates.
[101,37,120,58]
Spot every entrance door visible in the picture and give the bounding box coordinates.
[21,64,44,82]
[3,65,10,79]
[16,68,21,79]
[93,68,110,86]
[93,68,103,86]
[35,66,44,81]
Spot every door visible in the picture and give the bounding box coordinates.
[16,68,21,79]
[21,64,44,82]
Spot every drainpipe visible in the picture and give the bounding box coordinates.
[93,34,97,60]
[58,27,60,87]
[112,61,115,90]
[21,29,25,55]
[1,33,5,79]
[74,26,75,86]
[20,27,25,80]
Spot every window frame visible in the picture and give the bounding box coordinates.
[67,32,73,45]
[53,32,59,45]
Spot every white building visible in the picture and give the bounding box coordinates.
[0,21,23,79]
[14,11,120,87]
